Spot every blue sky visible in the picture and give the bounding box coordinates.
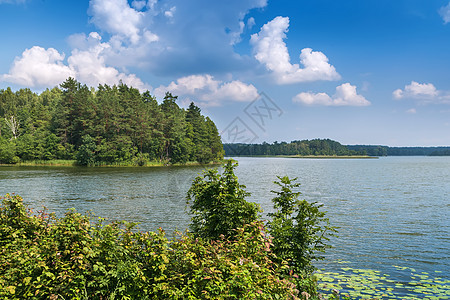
[1,0,450,146]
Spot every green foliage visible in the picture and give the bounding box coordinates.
[76,134,97,166]
[0,194,300,299]
[185,103,223,164]
[154,222,300,299]
[0,137,19,164]
[186,163,337,298]
[224,139,365,156]
[268,176,337,278]
[0,79,224,166]
[187,160,260,240]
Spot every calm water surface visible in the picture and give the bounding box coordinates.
[1,156,449,298]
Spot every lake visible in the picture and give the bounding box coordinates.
[1,156,449,299]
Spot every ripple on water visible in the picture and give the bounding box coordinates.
[1,157,449,298]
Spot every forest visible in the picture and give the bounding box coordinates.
[224,139,366,156]
[224,140,450,157]
[347,145,450,156]
[0,78,224,165]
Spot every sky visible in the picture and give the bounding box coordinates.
[1,0,450,146]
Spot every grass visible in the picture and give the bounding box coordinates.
[7,159,77,166]
[1,159,225,167]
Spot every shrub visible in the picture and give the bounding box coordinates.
[267,176,337,295]
[0,138,19,164]
[76,135,96,166]
[186,160,260,240]
[0,194,300,299]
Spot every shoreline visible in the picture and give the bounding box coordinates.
[0,160,225,168]
[226,155,378,159]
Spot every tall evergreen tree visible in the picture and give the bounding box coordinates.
[0,79,224,165]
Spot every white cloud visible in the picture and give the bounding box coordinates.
[0,46,75,87]
[89,0,152,44]
[131,0,146,11]
[393,81,438,99]
[439,2,450,24]
[147,0,157,10]
[247,17,256,29]
[86,0,266,76]
[293,83,370,106]
[250,16,340,84]
[164,6,176,18]
[0,37,150,91]
[406,108,417,114]
[393,81,450,104]
[2,0,268,90]
[230,21,246,45]
[154,74,258,106]
[67,35,149,90]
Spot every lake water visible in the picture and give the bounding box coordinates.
[1,156,449,299]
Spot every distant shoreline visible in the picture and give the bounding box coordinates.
[225,155,378,159]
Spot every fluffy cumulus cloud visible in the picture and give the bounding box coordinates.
[439,2,450,24]
[89,0,154,44]
[0,46,75,87]
[393,81,437,99]
[67,33,149,89]
[393,81,450,104]
[250,16,340,84]
[293,83,370,106]
[154,74,258,106]
[86,0,267,76]
[1,0,270,90]
[1,33,149,90]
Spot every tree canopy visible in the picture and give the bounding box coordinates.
[224,139,364,156]
[0,78,224,165]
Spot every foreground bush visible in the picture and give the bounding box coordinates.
[0,194,299,299]
[187,161,336,297]
[187,160,260,241]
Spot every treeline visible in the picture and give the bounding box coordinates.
[224,139,450,157]
[429,149,450,156]
[347,145,450,156]
[0,78,223,165]
[224,139,365,156]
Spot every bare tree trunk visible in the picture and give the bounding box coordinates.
[5,116,19,140]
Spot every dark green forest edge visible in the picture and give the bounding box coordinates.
[224,140,450,157]
[0,78,223,166]
[1,161,341,300]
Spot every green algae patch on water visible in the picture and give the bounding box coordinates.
[316,263,450,299]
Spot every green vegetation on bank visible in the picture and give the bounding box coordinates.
[428,149,450,156]
[0,78,224,166]
[224,140,450,157]
[1,159,224,167]
[0,161,337,299]
[1,160,77,167]
[224,139,366,157]
[347,145,450,156]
